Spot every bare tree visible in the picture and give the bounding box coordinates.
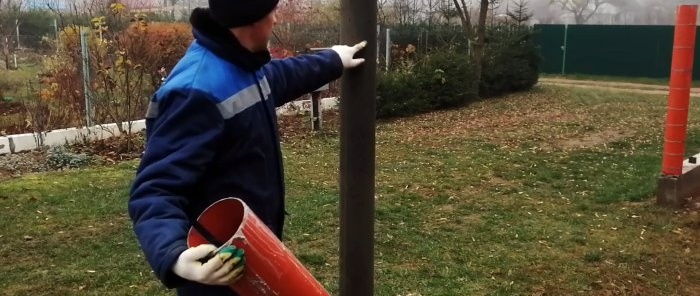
[489,0,501,25]
[549,0,609,24]
[46,0,124,32]
[636,0,686,25]
[168,0,178,19]
[452,0,489,89]
[393,0,422,25]
[378,0,389,25]
[435,0,459,24]
[422,0,439,27]
[528,0,560,23]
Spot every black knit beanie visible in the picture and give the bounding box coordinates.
[208,0,280,28]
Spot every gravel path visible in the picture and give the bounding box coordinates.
[0,150,50,178]
[539,78,700,97]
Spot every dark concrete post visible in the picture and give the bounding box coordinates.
[338,0,377,295]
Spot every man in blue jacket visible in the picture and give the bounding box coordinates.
[127,0,366,294]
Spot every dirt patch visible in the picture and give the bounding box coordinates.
[472,110,577,133]
[682,286,700,296]
[685,196,700,212]
[489,176,517,186]
[586,258,700,296]
[0,101,25,115]
[0,167,13,179]
[380,93,583,148]
[557,130,626,149]
[278,110,340,141]
[68,132,144,163]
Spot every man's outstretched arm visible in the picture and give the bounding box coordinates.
[263,41,367,107]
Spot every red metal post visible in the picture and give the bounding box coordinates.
[662,5,698,176]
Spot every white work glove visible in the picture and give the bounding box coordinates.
[331,40,368,69]
[172,244,245,286]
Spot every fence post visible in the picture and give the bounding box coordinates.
[53,19,58,52]
[385,28,390,71]
[306,47,329,131]
[80,28,93,127]
[311,91,321,131]
[561,23,568,75]
[425,30,429,54]
[376,24,380,64]
[15,19,20,49]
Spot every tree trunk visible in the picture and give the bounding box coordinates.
[3,38,9,70]
[472,0,489,92]
[452,0,493,97]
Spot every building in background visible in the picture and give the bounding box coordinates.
[121,0,206,19]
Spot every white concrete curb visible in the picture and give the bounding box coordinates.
[0,97,338,155]
[276,97,338,116]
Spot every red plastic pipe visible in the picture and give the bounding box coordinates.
[662,5,698,176]
[187,198,330,296]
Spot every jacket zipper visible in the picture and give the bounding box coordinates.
[252,74,288,221]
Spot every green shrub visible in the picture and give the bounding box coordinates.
[480,24,541,98]
[376,23,540,119]
[376,64,426,118]
[46,146,93,170]
[420,49,478,108]
[376,48,478,119]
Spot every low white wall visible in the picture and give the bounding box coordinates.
[0,97,337,155]
[276,97,338,116]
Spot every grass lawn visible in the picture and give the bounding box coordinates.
[1,85,699,295]
[1,60,41,135]
[0,61,41,99]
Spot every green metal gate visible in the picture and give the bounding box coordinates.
[534,24,700,79]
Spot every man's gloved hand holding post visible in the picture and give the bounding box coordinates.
[331,40,368,69]
[172,244,246,286]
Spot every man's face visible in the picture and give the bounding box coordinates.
[251,7,278,51]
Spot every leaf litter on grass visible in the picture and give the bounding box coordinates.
[2,85,700,295]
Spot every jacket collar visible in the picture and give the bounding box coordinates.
[189,8,271,72]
